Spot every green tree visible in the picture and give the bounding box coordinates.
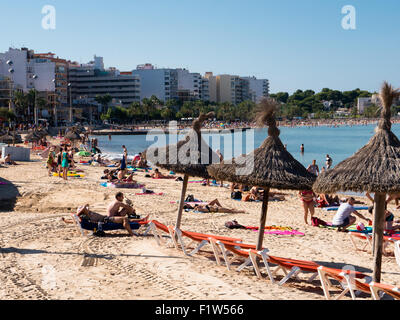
[95,94,112,114]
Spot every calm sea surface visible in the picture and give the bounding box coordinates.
[91,123,400,171]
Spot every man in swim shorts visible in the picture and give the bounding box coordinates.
[332,197,371,232]
[107,192,135,218]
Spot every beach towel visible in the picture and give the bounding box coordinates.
[80,219,141,232]
[152,176,175,180]
[100,182,144,189]
[224,220,304,236]
[169,201,208,205]
[53,172,84,178]
[323,206,369,211]
[135,192,164,196]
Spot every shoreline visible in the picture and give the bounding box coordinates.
[89,118,400,136]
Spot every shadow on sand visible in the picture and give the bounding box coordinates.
[0,177,20,212]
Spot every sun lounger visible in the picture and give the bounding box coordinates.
[370,281,400,300]
[247,249,322,285]
[167,225,243,257]
[69,213,151,237]
[317,266,372,300]
[208,239,257,274]
[349,232,394,256]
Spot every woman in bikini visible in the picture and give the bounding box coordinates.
[187,199,245,214]
[299,189,316,225]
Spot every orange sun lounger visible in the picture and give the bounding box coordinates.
[317,266,372,300]
[370,282,400,300]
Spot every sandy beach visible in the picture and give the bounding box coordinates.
[1,144,399,300]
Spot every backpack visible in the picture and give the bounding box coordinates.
[311,217,328,227]
[225,220,246,229]
[231,191,242,200]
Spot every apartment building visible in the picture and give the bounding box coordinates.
[68,56,141,107]
[242,76,269,103]
[0,47,60,121]
[132,64,178,102]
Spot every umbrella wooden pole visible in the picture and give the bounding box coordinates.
[256,187,270,251]
[372,192,386,283]
[175,173,189,229]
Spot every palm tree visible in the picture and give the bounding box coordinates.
[95,94,112,114]
[13,91,28,120]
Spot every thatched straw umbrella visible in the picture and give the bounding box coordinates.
[24,131,41,142]
[0,134,15,144]
[313,82,400,282]
[208,98,316,250]
[145,112,219,228]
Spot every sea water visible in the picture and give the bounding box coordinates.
[93,123,398,171]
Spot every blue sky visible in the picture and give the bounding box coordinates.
[1,0,399,94]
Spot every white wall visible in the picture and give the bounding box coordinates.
[0,48,28,91]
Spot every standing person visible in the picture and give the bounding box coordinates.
[300,144,304,153]
[216,149,224,187]
[307,160,319,176]
[56,149,63,178]
[46,148,56,176]
[108,134,112,141]
[331,197,371,232]
[121,144,127,167]
[325,154,333,169]
[61,146,69,181]
[299,189,316,225]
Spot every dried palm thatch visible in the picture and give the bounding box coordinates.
[144,112,219,229]
[313,81,400,283]
[208,98,316,251]
[64,130,81,141]
[144,112,219,179]
[24,131,41,142]
[207,98,316,190]
[313,82,400,194]
[0,134,15,144]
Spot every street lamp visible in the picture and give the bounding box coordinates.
[68,82,72,124]
[52,79,58,127]
[32,74,38,126]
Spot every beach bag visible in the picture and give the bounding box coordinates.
[185,195,195,202]
[311,217,328,227]
[231,191,242,200]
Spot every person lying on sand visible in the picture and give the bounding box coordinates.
[62,203,150,237]
[101,169,118,181]
[185,199,245,214]
[243,187,285,202]
[2,154,17,165]
[152,168,174,179]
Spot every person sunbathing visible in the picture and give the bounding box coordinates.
[107,192,136,218]
[2,154,17,165]
[243,187,285,202]
[185,199,245,214]
[123,172,136,182]
[62,204,150,237]
[152,168,174,179]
